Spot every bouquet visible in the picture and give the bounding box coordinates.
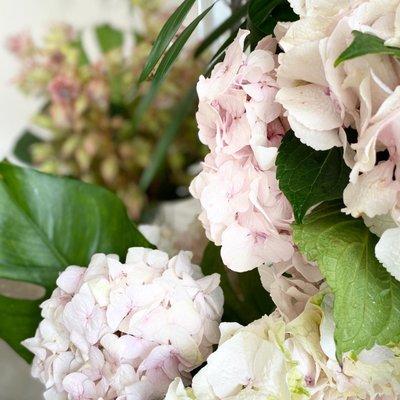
[1,0,400,399]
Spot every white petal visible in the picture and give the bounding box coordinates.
[277,84,342,131]
[288,115,341,150]
[375,227,400,281]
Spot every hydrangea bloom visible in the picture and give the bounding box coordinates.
[259,251,324,322]
[276,0,400,280]
[190,29,294,272]
[165,294,400,400]
[22,248,223,400]
[8,20,203,219]
[276,0,400,169]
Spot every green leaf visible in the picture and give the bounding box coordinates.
[335,30,400,67]
[0,295,41,363]
[0,162,151,290]
[131,3,214,132]
[0,163,152,360]
[13,131,43,164]
[294,202,400,356]
[138,0,197,82]
[139,87,196,191]
[152,3,215,83]
[276,132,350,223]
[247,0,296,46]
[95,24,123,53]
[201,242,275,325]
[194,3,247,58]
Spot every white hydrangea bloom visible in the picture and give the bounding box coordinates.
[22,248,223,400]
[165,294,400,400]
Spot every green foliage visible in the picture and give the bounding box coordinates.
[0,295,41,362]
[131,3,213,133]
[276,132,350,223]
[194,3,248,58]
[294,202,400,356]
[139,87,197,191]
[0,163,152,360]
[247,0,297,46]
[139,0,197,82]
[151,4,214,84]
[13,131,43,164]
[201,242,275,325]
[95,24,124,53]
[335,30,400,66]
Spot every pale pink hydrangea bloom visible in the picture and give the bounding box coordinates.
[190,29,294,272]
[22,248,223,400]
[259,251,324,321]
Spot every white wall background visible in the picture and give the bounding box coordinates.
[0,0,229,398]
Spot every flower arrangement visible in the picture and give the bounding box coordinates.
[1,0,400,399]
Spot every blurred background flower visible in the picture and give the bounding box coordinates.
[8,2,207,220]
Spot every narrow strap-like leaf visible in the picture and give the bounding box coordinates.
[194,2,247,58]
[139,87,197,191]
[138,0,197,82]
[152,3,215,82]
[131,3,214,133]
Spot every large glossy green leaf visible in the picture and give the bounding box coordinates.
[95,24,123,53]
[139,87,196,191]
[335,31,400,67]
[294,202,400,356]
[0,295,41,362]
[0,163,152,360]
[201,242,275,325]
[0,162,151,289]
[138,0,197,82]
[276,132,350,223]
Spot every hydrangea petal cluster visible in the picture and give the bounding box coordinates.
[276,0,400,280]
[259,251,324,322]
[22,248,223,400]
[190,29,294,272]
[165,294,400,400]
